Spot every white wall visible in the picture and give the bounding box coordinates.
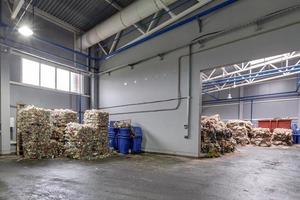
[99,0,300,157]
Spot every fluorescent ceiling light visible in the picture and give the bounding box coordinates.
[18,25,33,37]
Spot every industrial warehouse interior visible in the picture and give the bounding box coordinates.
[0,0,300,199]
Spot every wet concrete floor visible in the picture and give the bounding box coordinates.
[0,146,300,200]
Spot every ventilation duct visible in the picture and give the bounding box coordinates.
[78,0,178,49]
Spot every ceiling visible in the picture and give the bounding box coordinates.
[32,0,135,31]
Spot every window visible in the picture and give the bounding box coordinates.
[57,68,70,91]
[22,58,39,86]
[40,64,55,89]
[71,72,82,93]
[21,58,84,94]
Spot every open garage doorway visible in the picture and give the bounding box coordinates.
[200,51,300,157]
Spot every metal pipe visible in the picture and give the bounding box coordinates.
[122,0,212,49]
[0,36,93,70]
[185,44,192,139]
[100,97,187,110]
[98,0,236,60]
[106,50,185,115]
[98,6,300,115]
[97,2,298,76]
[250,99,253,122]
[203,91,299,104]
[0,41,92,75]
[95,0,193,52]
[79,0,178,49]
[0,22,94,59]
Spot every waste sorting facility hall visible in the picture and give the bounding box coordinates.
[0,0,300,199]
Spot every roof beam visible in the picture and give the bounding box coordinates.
[157,0,176,18]
[109,31,122,54]
[98,43,108,55]
[11,0,24,19]
[24,3,82,33]
[147,11,160,33]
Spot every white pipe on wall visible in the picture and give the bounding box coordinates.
[78,0,177,49]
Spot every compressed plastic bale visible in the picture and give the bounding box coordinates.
[17,105,52,159]
[251,128,272,147]
[64,123,109,160]
[113,121,131,128]
[272,128,293,146]
[83,109,109,127]
[51,109,77,141]
[201,114,236,157]
[226,120,253,146]
[83,110,109,155]
[46,140,65,158]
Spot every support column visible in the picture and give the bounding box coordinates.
[239,87,244,120]
[0,52,11,154]
[90,74,98,109]
[298,98,300,127]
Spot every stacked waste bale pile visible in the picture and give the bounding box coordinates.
[250,128,272,147]
[83,109,109,155]
[201,114,236,157]
[64,123,105,160]
[51,109,77,141]
[113,121,131,128]
[226,120,253,146]
[17,105,52,159]
[50,109,77,157]
[272,128,293,146]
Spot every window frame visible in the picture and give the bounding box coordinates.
[21,58,40,86]
[40,63,56,89]
[20,57,84,95]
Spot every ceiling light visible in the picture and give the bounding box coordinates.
[18,25,33,37]
[227,92,232,99]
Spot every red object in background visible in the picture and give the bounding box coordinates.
[258,119,292,132]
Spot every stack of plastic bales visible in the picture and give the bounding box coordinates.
[83,109,109,155]
[50,109,77,158]
[17,105,52,159]
[250,128,272,147]
[226,120,253,146]
[272,128,293,146]
[201,114,236,157]
[64,123,107,160]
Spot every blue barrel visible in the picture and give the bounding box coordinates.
[132,127,143,154]
[109,121,116,127]
[108,127,119,150]
[118,128,131,154]
[293,134,300,144]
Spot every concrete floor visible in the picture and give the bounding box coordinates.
[0,146,300,200]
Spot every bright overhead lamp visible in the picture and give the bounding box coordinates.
[18,25,33,37]
[227,93,232,99]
